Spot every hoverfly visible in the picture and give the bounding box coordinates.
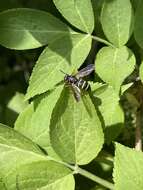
[61,64,95,102]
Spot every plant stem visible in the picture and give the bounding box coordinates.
[91,35,115,48]
[49,157,114,189]
[76,166,114,190]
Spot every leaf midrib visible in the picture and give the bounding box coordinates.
[116,0,121,46]
[74,2,90,33]
[0,143,45,159]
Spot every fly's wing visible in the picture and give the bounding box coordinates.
[75,64,95,78]
[71,83,81,102]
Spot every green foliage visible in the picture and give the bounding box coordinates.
[25,34,92,100]
[53,0,94,33]
[0,123,74,190]
[134,0,143,49]
[92,85,124,144]
[0,8,71,49]
[7,92,28,113]
[101,0,134,47]
[0,0,143,189]
[95,46,135,93]
[114,143,143,190]
[50,88,104,165]
[139,61,143,83]
[15,85,64,156]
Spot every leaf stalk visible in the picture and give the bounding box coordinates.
[91,35,115,47]
[76,166,114,190]
[48,156,114,189]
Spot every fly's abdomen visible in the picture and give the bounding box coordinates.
[76,79,90,91]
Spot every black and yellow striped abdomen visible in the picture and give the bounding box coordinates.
[75,78,90,91]
[64,74,90,91]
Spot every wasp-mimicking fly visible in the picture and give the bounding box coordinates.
[60,64,95,102]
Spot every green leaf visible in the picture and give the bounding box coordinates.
[134,0,143,49]
[25,33,92,100]
[0,8,72,50]
[0,123,45,174]
[5,92,28,126]
[53,0,94,33]
[14,103,34,136]
[7,92,28,114]
[90,82,105,92]
[5,161,74,190]
[93,85,124,143]
[104,105,124,144]
[93,85,120,116]
[0,123,74,190]
[95,46,136,93]
[121,83,133,95]
[114,143,143,190]
[0,179,6,190]
[50,88,104,165]
[139,61,143,83]
[0,123,43,154]
[15,85,63,155]
[101,0,134,47]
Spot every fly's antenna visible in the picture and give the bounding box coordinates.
[60,69,67,75]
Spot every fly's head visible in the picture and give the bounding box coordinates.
[64,75,76,84]
[60,69,77,84]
